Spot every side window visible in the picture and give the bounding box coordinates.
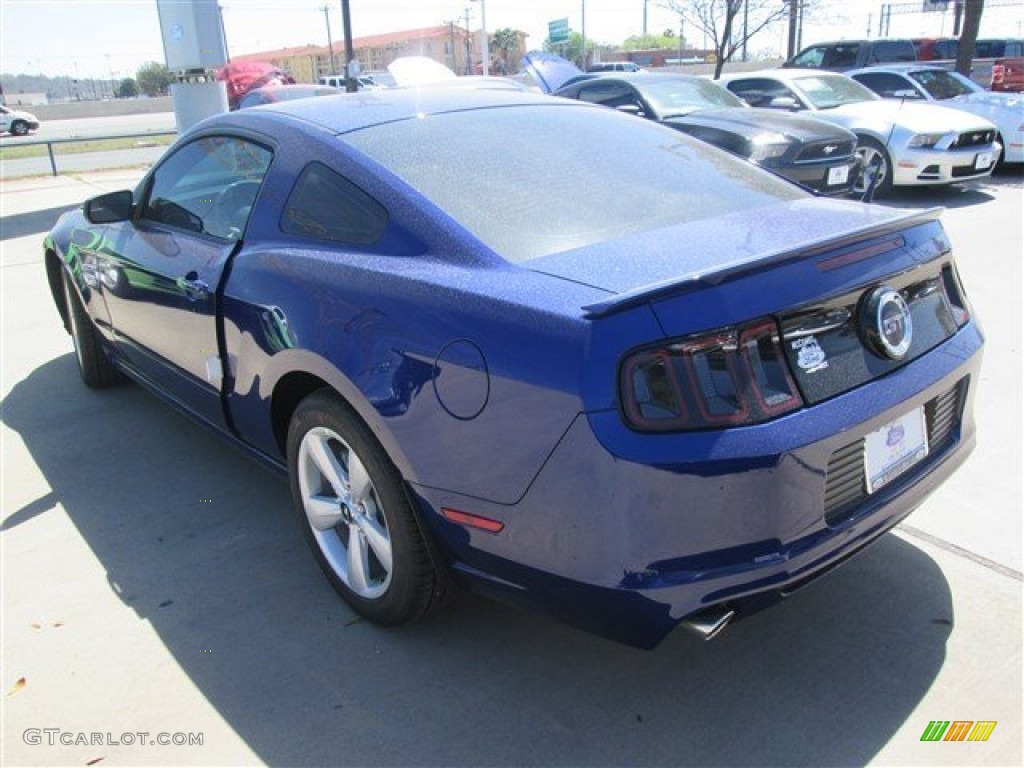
[934,39,958,59]
[824,45,860,68]
[577,82,644,113]
[791,46,825,68]
[727,78,800,109]
[281,162,388,245]
[854,72,920,98]
[143,136,272,241]
[871,41,915,63]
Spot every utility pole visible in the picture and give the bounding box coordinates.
[463,7,474,74]
[581,1,587,70]
[340,0,355,92]
[447,20,458,71]
[643,0,648,38]
[952,0,964,35]
[323,6,336,76]
[866,12,872,38]
[742,0,749,62]
[787,0,798,58]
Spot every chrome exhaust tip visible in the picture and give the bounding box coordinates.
[681,607,735,641]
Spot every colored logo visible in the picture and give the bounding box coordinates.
[920,720,997,742]
[860,286,913,360]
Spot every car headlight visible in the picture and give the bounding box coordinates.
[749,134,791,162]
[908,132,948,149]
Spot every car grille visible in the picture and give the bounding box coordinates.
[795,140,856,163]
[823,378,966,526]
[951,129,995,149]
[952,163,986,177]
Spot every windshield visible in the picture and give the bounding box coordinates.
[347,104,803,263]
[794,74,879,109]
[642,77,746,116]
[909,69,980,99]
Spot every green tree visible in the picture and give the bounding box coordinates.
[622,33,678,51]
[136,61,172,96]
[543,31,590,69]
[492,28,520,75]
[116,77,139,98]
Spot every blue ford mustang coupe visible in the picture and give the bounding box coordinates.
[44,89,982,648]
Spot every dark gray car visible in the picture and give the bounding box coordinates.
[553,73,861,196]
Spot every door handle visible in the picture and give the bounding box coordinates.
[177,271,210,302]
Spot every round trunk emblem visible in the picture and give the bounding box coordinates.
[861,286,912,360]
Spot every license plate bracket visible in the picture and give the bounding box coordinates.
[827,164,850,186]
[864,407,929,494]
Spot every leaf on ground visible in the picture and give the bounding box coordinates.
[53,621,64,628]
[30,622,42,630]
[7,677,26,696]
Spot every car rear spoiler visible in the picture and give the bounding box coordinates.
[581,207,945,318]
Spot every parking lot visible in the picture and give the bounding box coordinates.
[2,162,1021,766]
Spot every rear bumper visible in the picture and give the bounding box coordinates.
[416,323,983,648]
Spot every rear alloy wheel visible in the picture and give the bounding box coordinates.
[287,391,439,625]
[62,272,122,388]
[10,120,29,136]
[853,137,893,199]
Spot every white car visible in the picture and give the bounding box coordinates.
[0,104,40,136]
[848,64,1023,165]
[720,69,1001,196]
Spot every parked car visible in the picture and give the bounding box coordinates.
[553,72,860,195]
[237,84,340,109]
[721,69,1000,195]
[849,64,1023,164]
[783,39,917,72]
[0,104,40,136]
[588,61,644,73]
[44,88,982,649]
[992,57,1024,92]
[912,37,1024,88]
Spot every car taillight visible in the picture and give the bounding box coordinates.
[941,264,971,327]
[621,318,803,432]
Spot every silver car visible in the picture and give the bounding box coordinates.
[720,69,1000,196]
[848,64,1024,165]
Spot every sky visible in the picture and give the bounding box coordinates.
[1,0,1022,80]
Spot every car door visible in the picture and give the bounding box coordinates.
[101,134,273,428]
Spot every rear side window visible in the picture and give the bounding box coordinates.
[824,44,861,68]
[853,72,921,98]
[281,161,388,245]
[871,41,916,63]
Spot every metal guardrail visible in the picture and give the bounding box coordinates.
[0,131,177,177]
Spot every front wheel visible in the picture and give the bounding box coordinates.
[62,272,122,388]
[287,390,440,625]
[853,137,893,199]
[10,120,30,136]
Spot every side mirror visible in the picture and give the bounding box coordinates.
[769,96,800,110]
[615,103,644,116]
[84,190,133,224]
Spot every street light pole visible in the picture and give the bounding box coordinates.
[340,0,355,92]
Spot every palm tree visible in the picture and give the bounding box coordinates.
[492,28,520,75]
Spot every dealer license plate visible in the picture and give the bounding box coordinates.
[827,164,850,185]
[864,408,929,494]
[975,152,993,170]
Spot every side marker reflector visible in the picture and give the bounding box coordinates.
[442,507,505,533]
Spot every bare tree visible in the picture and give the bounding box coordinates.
[955,0,985,77]
[659,0,792,78]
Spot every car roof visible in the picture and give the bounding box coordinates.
[719,69,846,82]
[848,64,948,74]
[223,87,566,135]
[560,72,705,87]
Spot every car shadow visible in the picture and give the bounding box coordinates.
[2,356,954,767]
[0,205,80,241]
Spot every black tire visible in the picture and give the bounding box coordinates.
[287,389,440,625]
[854,136,894,199]
[10,120,29,136]
[62,272,122,388]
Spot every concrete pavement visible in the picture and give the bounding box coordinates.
[1,168,1021,766]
